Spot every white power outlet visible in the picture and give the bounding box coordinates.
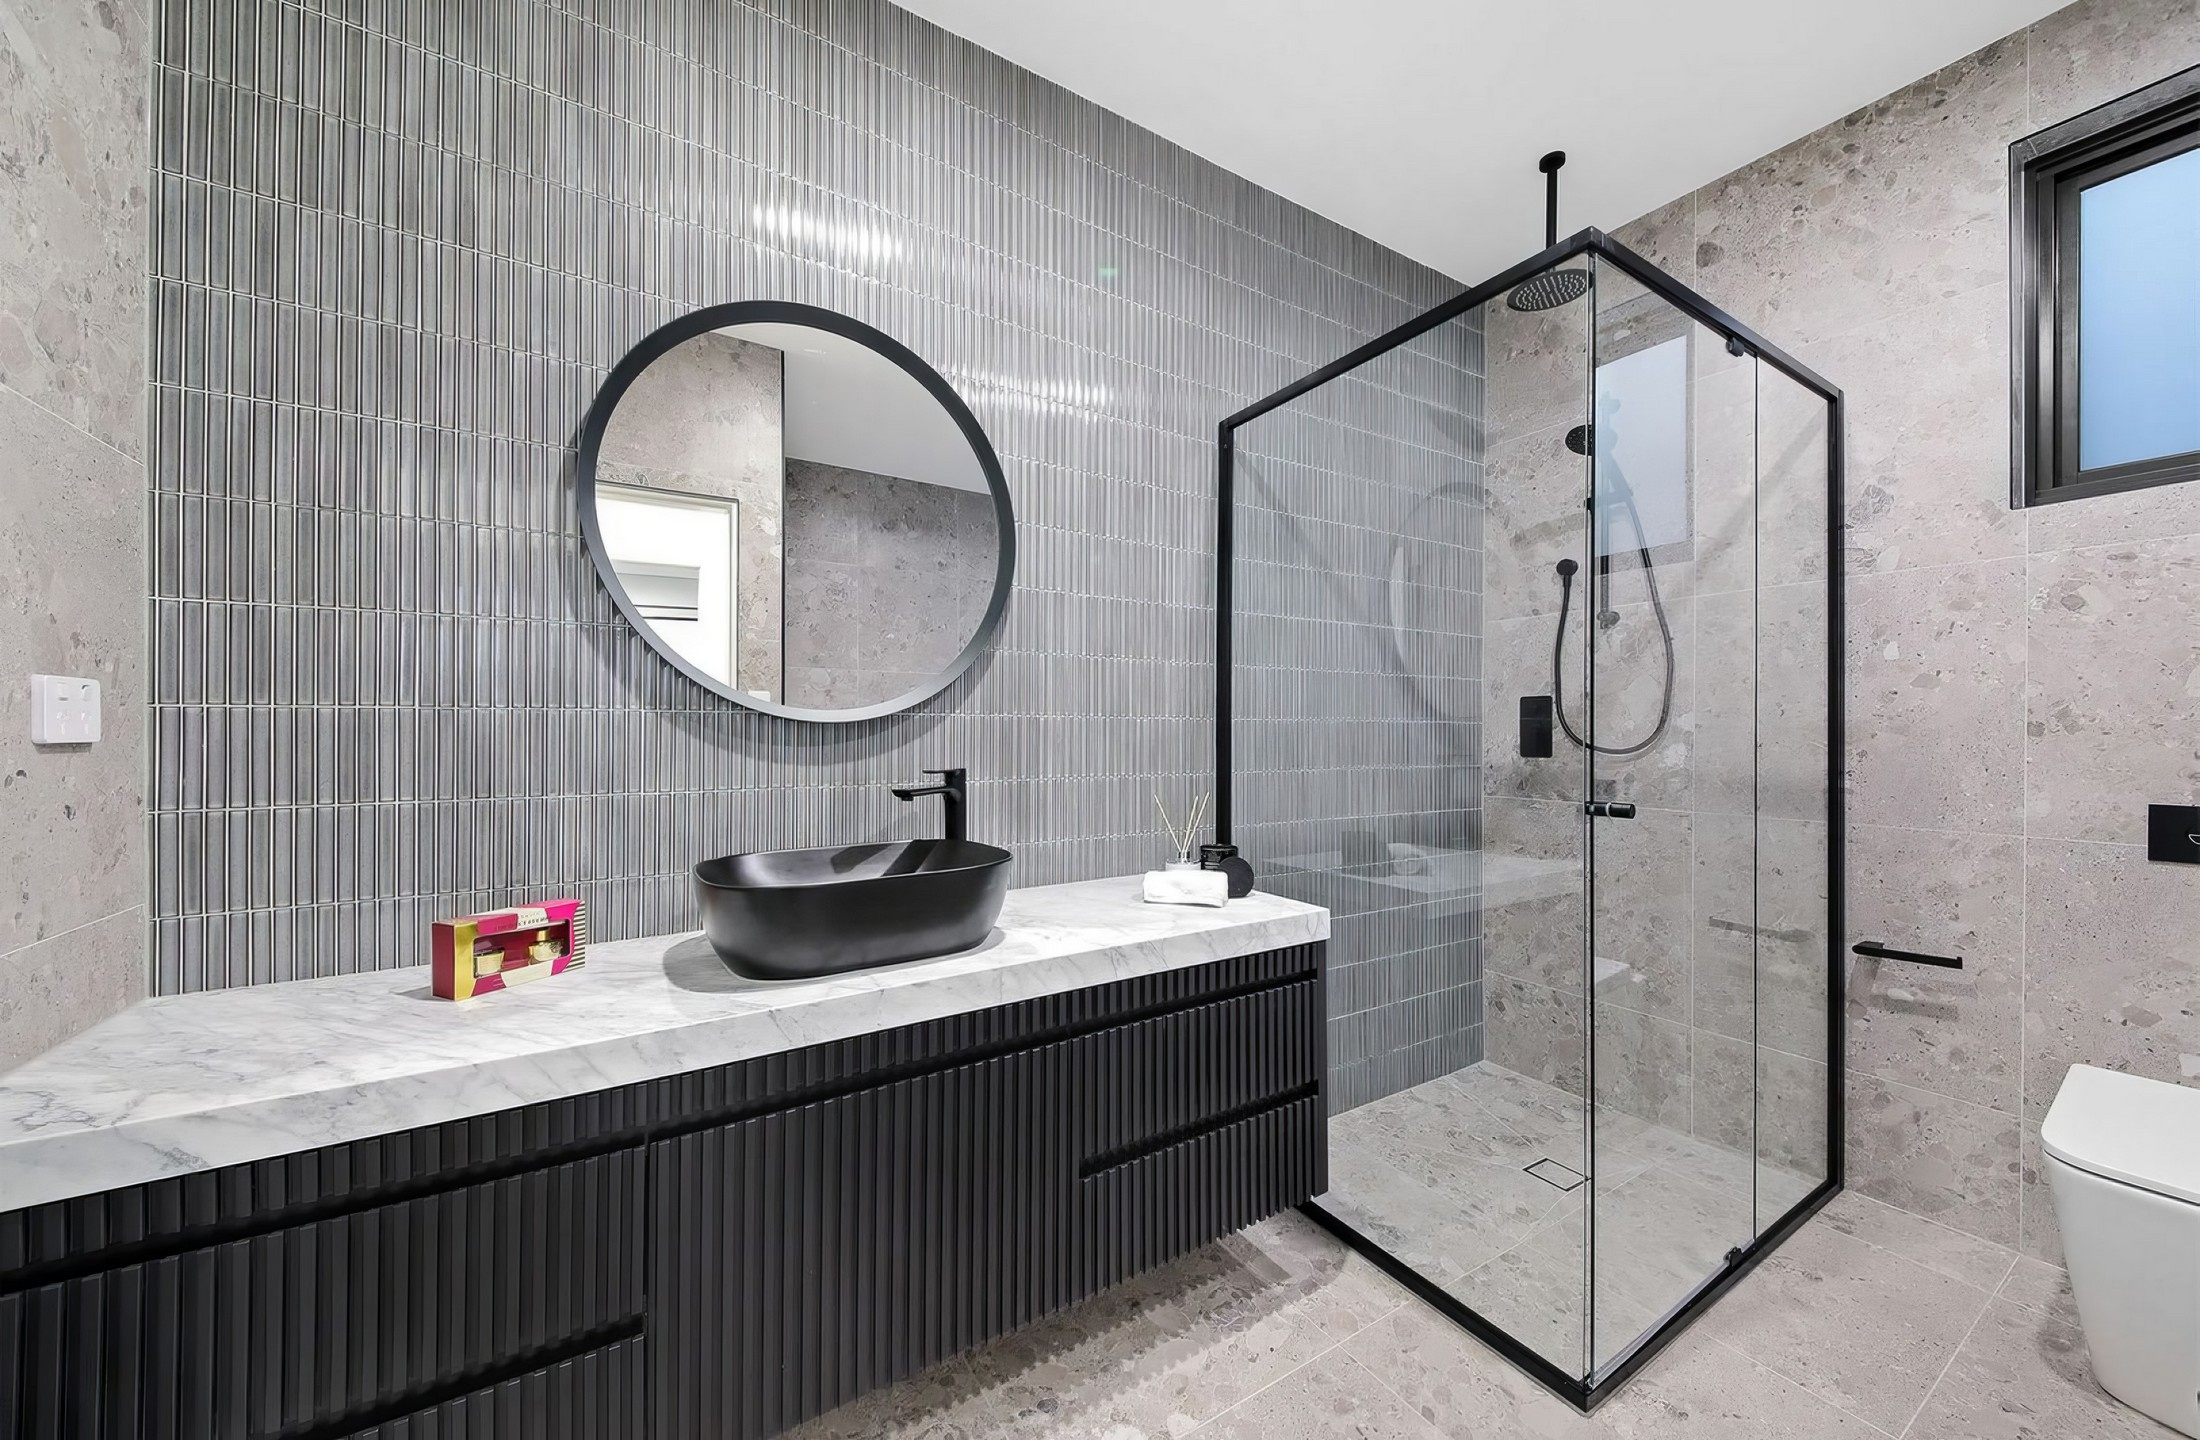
[30,675,101,745]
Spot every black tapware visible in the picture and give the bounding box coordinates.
[695,839,1013,979]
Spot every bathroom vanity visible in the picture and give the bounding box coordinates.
[0,879,1327,1438]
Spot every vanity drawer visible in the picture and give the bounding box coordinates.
[334,1334,645,1439]
[1063,976,1325,1172]
[0,1149,645,1440]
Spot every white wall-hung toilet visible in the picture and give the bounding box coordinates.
[2042,1064,2200,1439]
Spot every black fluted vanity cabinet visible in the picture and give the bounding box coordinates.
[0,944,1324,1439]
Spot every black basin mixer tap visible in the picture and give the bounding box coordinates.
[891,768,967,844]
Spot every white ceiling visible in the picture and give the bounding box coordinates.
[893,0,2065,284]
[726,322,988,491]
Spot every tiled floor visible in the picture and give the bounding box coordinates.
[787,1131,2177,1439]
[1320,1061,1820,1372]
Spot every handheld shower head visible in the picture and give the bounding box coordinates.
[1555,558,1579,579]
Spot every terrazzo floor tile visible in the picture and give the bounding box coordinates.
[1341,1304,1607,1440]
[1810,1187,2020,1294]
[1994,1255,2080,1329]
[1183,1351,1446,1439]
[1595,1329,1890,1440]
[1905,1298,2185,1440]
[1695,1222,1999,1434]
[787,1069,2173,1440]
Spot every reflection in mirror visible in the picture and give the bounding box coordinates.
[587,311,1008,718]
[596,484,739,685]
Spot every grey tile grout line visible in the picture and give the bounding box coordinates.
[1318,1337,1458,1440]
[1895,1255,2018,1440]
[1176,1326,1360,1437]
[0,378,146,470]
[0,905,146,965]
[2019,537,2035,1260]
[1696,1333,1907,1440]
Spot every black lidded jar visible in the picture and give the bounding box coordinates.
[1198,843,1256,899]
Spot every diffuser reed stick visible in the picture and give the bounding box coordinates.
[1152,789,1211,865]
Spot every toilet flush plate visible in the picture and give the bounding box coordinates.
[2147,804,2200,865]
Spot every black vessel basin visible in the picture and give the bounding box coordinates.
[694,840,1014,979]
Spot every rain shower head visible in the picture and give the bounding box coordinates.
[1509,269,1591,312]
[1505,150,1591,313]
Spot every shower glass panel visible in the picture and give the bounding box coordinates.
[1216,231,1842,1408]
[1584,254,1759,1373]
[1753,361,1837,1228]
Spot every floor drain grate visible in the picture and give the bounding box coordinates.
[1524,1157,1587,1192]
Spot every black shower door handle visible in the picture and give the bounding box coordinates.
[1583,801,1636,819]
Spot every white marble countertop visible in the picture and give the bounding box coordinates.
[0,878,1326,1213]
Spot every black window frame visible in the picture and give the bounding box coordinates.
[2011,63,2200,508]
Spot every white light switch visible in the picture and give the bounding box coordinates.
[30,675,101,745]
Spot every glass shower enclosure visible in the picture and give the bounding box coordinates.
[1213,229,1843,1407]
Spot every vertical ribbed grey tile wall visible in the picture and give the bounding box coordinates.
[1230,317,1485,1112]
[143,0,1464,991]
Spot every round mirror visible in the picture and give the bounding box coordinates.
[575,302,1015,721]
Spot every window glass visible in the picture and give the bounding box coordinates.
[1592,335,1691,556]
[2078,145,2200,471]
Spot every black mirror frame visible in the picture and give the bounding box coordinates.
[574,300,1018,723]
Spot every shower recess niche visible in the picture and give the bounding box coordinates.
[1214,225,1843,1408]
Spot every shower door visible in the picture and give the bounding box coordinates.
[1582,253,1835,1377]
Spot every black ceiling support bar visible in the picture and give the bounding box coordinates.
[1541,150,1566,248]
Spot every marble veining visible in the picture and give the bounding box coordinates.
[0,878,1326,1213]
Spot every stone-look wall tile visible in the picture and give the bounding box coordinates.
[0,907,144,1074]
[0,386,145,957]
[1484,611,1590,806]
[1686,347,1762,601]
[1693,813,1831,1063]
[1847,1070,2021,1247]
[782,461,997,710]
[1481,427,1587,623]
[1482,797,1584,999]
[1608,194,1697,289]
[1487,974,1585,1098]
[1797,284,2024,576]
[2028,0,2200,125]
[0,0,147,457]
[1845,823,2024,1113]
[1691,1032,1831,1185]
[1755,581,1836,823]
[2025,534,2200,845]
[1846,559,2027,834]
[1593,1004,1693,1132]
[2018,1122,2066,1266]
[1755,364,1837,593]
[1759,815,1837,1053]
[1484,292,1590,448]
[1584,595,1696,812]
[2022,837,2200,1122]
[1588,805,1692,1026]
[1589,0,2200,1269]
[1692,35,2029,351]
[2026,473,2200,552]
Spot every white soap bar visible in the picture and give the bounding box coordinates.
[1142,869,1228,907]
